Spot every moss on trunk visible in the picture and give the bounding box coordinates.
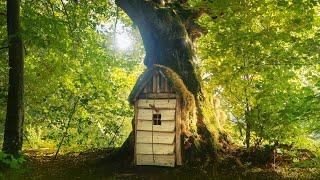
[114,0,230,164]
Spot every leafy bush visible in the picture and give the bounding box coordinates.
[294,147,320,168]
[294,157,320,168]
[0,151,25,169]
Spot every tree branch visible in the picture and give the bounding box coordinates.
[113,6,119,50]
[59,0,80,57]
[44,0,56,17]
[115,0,146,22]
[60,0,73,32]
[107,117,126,148]
[54,97,79,159]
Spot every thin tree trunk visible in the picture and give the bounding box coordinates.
[3,0,24,156]
[245,121,251,149]
[243,70,251,149]
[245,95,251,149]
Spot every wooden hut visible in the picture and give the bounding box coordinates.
[129,65,195,167]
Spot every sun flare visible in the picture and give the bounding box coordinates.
[115,31,133,51]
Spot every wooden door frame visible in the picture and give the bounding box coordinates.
[175,97,182,165]
[134,98,181,166]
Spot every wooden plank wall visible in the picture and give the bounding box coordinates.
[136,144,174,154]
[136,154,175,167]
[138,99,176,109]
[135,99,177,167]
[137,120,175,131]
[136,131,175,144]
[141,71,174,94]
[138,109,175,120]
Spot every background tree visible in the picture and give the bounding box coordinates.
[0,0,144,152]
[3,0,24,155]
[197,0,320,147]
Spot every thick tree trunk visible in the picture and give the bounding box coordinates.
[116,0,201,97]
[114,0,225,164]
[3,0,24,156]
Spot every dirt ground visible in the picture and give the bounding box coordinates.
[3,149,320,180]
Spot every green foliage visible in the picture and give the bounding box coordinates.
[0,0,319,164]
[0,0,144,152]
[294,146,320,168]
[294,157,320,168]
[196,0,320,147]
[0,151,25,169]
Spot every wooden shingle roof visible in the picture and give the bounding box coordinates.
[129,65,195,109]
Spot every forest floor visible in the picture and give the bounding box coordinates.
[2,148,320,180]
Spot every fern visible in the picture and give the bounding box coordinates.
[0,151,25,169]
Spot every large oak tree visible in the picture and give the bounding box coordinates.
[114,0,229,163]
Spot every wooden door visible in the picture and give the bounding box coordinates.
[135,99,177,167]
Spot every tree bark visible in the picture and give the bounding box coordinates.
[245,121,251,149]
[115,0,201,97]
[244,75,251,149]
[3,0,24,156]
[115,0,225,164]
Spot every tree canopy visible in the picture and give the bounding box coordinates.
[0,0,319,178]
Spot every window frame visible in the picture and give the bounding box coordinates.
[152,114,162,125]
